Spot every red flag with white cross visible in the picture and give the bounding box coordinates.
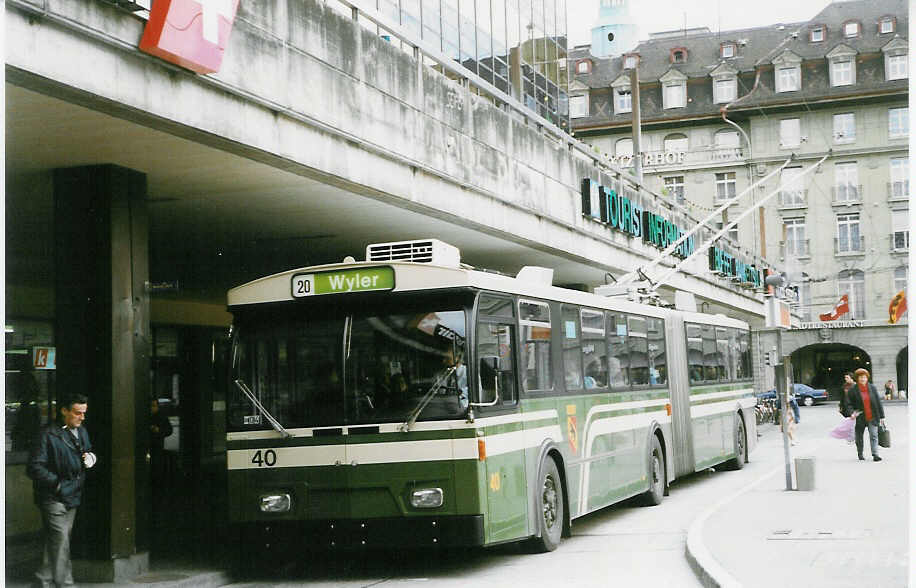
[140,0,240,74]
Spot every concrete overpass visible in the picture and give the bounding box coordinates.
[7,0,768,318]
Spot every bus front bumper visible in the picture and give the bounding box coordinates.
[235,514,485,551]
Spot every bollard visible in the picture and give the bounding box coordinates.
[795,457,815,491]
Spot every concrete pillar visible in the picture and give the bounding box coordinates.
[53,165,151,582]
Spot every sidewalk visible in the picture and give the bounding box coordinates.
[687,403,908,588]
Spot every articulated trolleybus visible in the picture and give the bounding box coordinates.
[226,239,756,555]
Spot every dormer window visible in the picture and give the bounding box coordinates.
[843,21,860,38]
[575,60,592,75]
[710,62,739,104]
[721,43,736,58]
[773,50,802,93]
[623,54,639,69]
[882,37,908,81]
[879,17,895,34]
[809,26,825,43]
[827,44,857,87]
[660,69,688,109]
[610,74,633,114]
[671,48,687,64]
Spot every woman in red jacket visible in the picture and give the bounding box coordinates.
[846,368,886,461]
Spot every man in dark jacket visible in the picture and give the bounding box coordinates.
[27,394,97,587]
[846,368,886,462]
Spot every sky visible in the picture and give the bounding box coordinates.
[566,0,835,48]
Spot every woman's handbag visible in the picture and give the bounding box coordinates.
[829,417,855,441]
[878,424,891,448]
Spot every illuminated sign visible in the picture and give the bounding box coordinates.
[33,347,56,370]
[707,247,762,288]
[291,267,395,298]
[139,0,240,74]
[581,179,695,259]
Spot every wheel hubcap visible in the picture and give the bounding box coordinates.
[737,424,745,458]
[542,475,558,529]
[652,453,661,488]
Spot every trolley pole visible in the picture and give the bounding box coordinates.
[775,358,793,490]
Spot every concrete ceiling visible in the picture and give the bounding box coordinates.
[6,83,617,305]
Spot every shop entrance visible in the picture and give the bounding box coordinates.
[896,347,908,398]
[790,344,872,397]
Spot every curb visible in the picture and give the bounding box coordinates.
[684,464,783,588]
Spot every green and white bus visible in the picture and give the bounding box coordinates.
[226,239,756,555]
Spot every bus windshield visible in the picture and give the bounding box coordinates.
[228,295,470,432]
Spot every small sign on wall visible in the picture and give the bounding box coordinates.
[32,346,56,370]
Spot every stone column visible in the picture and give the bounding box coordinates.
[54,165,150,582]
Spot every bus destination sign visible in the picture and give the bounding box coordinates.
[292,267,395,298]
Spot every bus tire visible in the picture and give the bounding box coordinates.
[641,436,665,506]
[527,457,564,553]
[724,415,747,470]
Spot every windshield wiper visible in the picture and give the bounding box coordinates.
[400,364,459,433]
[234,379,291,438]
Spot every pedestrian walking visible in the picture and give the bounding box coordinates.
[884,379,895,400]
[838,372,855,417]
[27,394,98,587]
[846,368,886,462]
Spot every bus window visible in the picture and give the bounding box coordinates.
[476,323,518,405]
[647,317,667,386]
[628,316,649,386]
[686,324,704,384]
[607,312,630,389]
[581,309,607,389]
[736,329,751,380]
[561,306,583,390]
[715,327,730,382]
[701,325,717,381]
[478,295,515,318]
[724,329,738,381]
[519,300,552,391]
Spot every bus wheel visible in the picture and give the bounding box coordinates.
[641,436,665,506]
[528,457,564,552]
[724,416,747,470]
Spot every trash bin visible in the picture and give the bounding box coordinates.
[795,457,815,491]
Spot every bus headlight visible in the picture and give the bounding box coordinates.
[410,488,443,508]
[260,493,291,513]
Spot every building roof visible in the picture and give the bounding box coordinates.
[569,0,908,130]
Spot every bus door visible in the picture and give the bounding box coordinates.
[665,316,695,478]
[474,295,527,543]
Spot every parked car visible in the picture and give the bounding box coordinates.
[761,383,828,406]
[793,383,828,406]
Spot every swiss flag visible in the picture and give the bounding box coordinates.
[139,0,240,74]
[819,294,850,322]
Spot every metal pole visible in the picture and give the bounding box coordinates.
[630,66,643,183]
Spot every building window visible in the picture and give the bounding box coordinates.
[779,118,801,148]
[569,95,589,118]
[834,162,859,202]
[890,157,909,198]
[892,210,909,251]
[831,59,854,86]
[671,49,687,64]
[784,218,807,257]
[776,66,800,92]
[615,138,633,157]
[843,21,860,38]
[575,60,592,74]
[894,266,907,292]
[727,225,739,243]
[889,107,909,138]
[663,83,686,109]
[714,78,737,103]
[664,175,685,204]
[664,133,688,152]
[624,54,638,69]
[879,17,895,34]
[810,26,825,42]
[615,87,632,113]
[780,167,805,206]
[714,129,740,149]
[836,213,861,253]
[715,172,736,202]
[833,113,856,143]
[886,53,908,80]
[838,269,865,318]
[721,43,736,58]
